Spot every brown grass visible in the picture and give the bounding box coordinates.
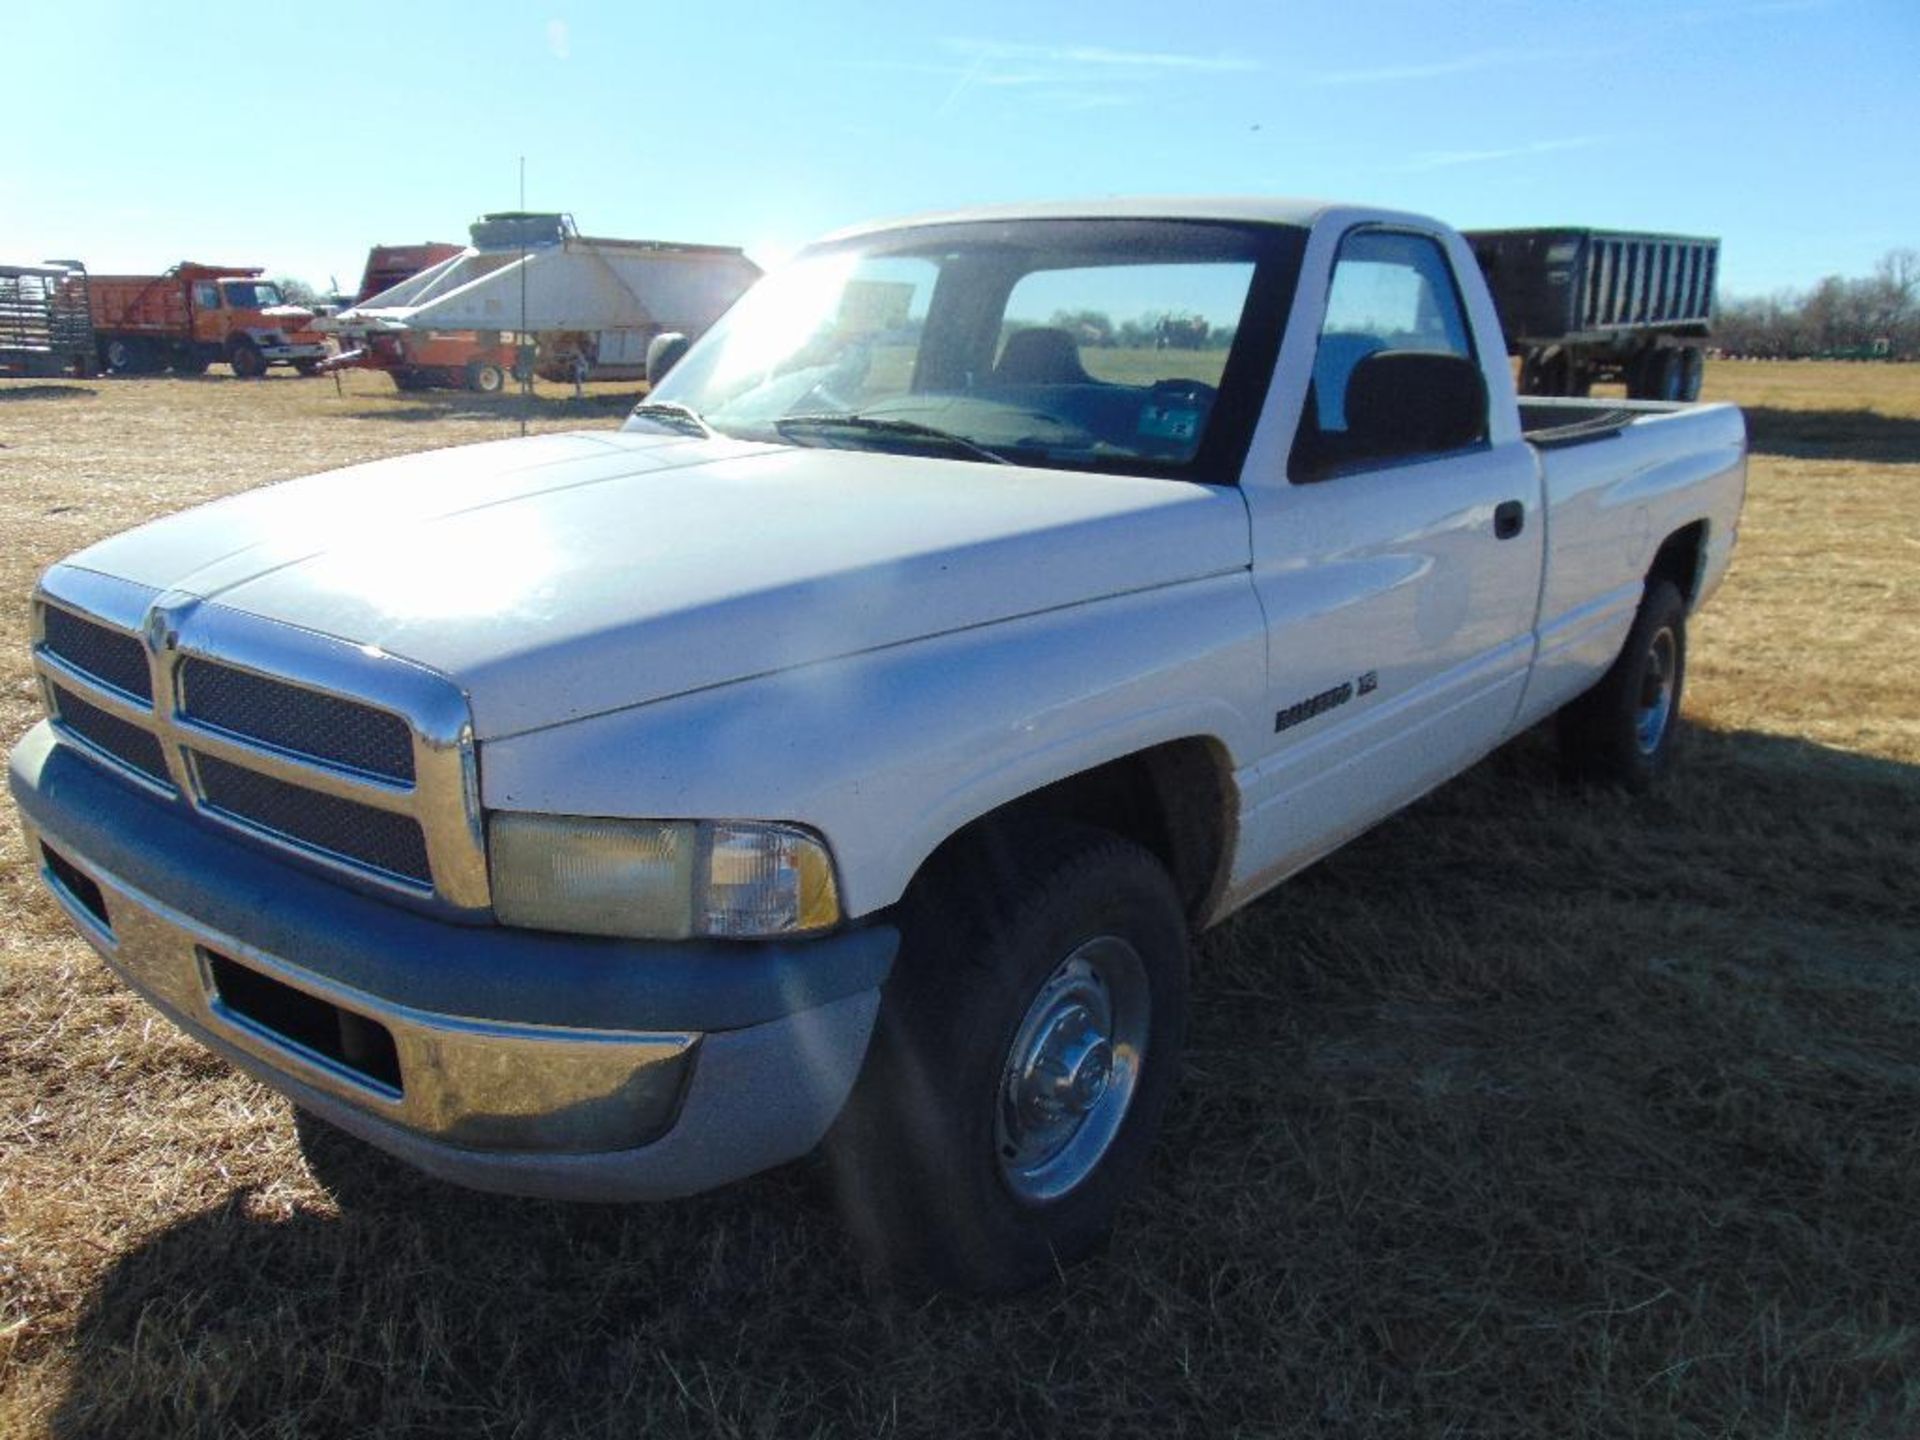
[2,361,1918,1437]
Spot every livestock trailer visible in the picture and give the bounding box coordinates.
[0,262,94,378]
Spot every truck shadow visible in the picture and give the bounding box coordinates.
[341,390,641,424]
[0,384,97,402]
[45,724,1920,1437]
[1742,405,1920,463]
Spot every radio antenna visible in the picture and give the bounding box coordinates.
[518,155,530,436]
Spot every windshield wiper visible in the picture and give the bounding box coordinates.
[774,413,1012,466]
[628,400,713,438]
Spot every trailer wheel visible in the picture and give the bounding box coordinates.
[467,360,506,394]
[1518,348,1547,395]
[1655,351,1685,401]
[1543,352,1588,398]
[227,341,266,379]
[1678,348,1705,402]
[1628,350,1682,402]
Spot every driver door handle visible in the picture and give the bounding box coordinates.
[1493,500,1526,540]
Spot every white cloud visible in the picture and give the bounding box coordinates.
[941,39,1262,73]
[1406,136,1608,170]
[1315,48,1577,85]
[921,37,1258,115]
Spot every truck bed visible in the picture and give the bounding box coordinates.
[1519,397,1696,449]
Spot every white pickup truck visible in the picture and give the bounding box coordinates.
[11,197,1745,1290]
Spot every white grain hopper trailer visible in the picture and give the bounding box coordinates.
[333,212,760,390]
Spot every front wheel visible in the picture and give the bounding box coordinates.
[827,822,1189,1292]
[293,359,322,377]
[1558,578,1688,791]
[227,341,266,379]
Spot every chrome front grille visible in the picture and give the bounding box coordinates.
[178,656,416,782]
[193,753,434,883]
[39,603,153,701]
[46,682,172,784]
[31,568,488,914]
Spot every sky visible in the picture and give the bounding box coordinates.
[3,0,1913,300]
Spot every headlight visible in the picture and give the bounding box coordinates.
[488,815,840,940]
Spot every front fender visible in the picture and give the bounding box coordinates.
[479,574,1270,918]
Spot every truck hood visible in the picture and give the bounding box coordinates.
[64,430,1253,738]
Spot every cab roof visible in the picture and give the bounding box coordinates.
[813,195,1438,244]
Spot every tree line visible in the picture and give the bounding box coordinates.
[1716,249,1919,359]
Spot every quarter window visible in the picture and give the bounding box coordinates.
[194,282,222,310]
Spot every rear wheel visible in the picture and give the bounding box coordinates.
[827,821,1190,1292]
[1558,578,1688,791]
[102,337,149,374]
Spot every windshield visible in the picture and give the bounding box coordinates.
[222,282,285,309]
[631,217,1304,480]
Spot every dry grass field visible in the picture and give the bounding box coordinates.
[1,361,1917,1438]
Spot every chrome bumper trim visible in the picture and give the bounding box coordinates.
[27,816,699,1155]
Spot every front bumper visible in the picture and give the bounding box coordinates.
[258,342,329,362]
[10,722,895,1199]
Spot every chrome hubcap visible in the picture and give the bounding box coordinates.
[995,936,1150,1204]
[1636,626,1677,754]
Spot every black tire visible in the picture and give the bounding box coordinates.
[390,369,430,392]
[293,359,322,377]
[1656,350,1685,401]
[467,360,506,394]
[227,340,265,379]
[826,821,1190,1293]
[1625,350,1653,400]
[1558,578,1688,791]
[1678,348,1705,402]
[103,337,155,374]
[1518,348,1546,396]
[1628,349,1683,402]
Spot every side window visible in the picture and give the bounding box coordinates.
[194,282,222,310]
[1292,230,1485,480]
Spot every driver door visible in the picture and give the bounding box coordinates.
[1234,226,1543,889]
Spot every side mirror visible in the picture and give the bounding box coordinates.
[1342,351,1488,461]
[646,332,689,387]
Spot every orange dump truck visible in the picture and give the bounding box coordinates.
[90,264,329,377]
